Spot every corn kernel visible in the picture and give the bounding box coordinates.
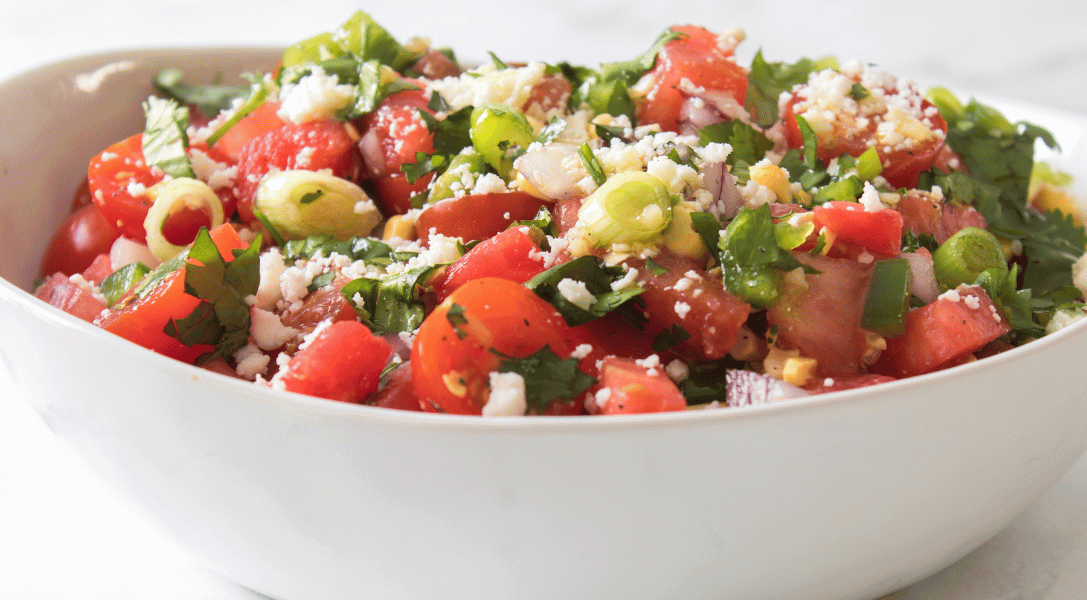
[1030,182,1082,227]
[749,161,793,203]
[382,215,416,241]
[782,356,818,387]
[763,346,799,380]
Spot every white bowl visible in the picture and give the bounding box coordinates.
[2,48,1087,600]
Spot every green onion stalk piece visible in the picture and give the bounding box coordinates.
[577,171,676,247]
[142,178,226,262]
[932,226,1007,289]
[861,258,911,337]
[469,103,535,178]
[427,147,488,203]
[253,170,382,241]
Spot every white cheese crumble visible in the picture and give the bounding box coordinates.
[674,301,692,319]
[557,278,594,311]
[277,66,356,124]
[483,371,527,417]
[250,307,301,351]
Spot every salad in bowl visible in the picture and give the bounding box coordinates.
[32,11,1087,416]
[5,10,1087,600]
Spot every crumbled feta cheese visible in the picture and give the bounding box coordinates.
[665,359,689,382]
[610,267,639,292]
[570,344,594,360]
[674,301,692,319]
[483,371,527,416]
[250,307,301,351]
[277,66,356,124]
[557,278,594,310]
[234,343,270,379]
[858,181,884,212]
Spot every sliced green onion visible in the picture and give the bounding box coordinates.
[143,178,226,261]
[932,226,1007,289]
[578,143,607,187]
[469,103,535,177]
[577,171,675,247]
[253,170,382,241]
[861,258,910,337]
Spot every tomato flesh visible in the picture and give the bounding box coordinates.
[358,89,436,215]
[595,357,687,414]
[874,285,1011,378]
[636,25,749,133]
[416,192,547,245]
[431,227,549,303]
[233,120,361,224]
[279,320,392,403]
[813,201,904,258]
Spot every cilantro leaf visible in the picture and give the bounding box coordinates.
[142,96,195,179]
[153,69,249,118]
[341,265,440,335]
[930,91,1085,293]
[698,121,773,166]
[652,323,691,352]
[165,228,262,364]
[494,345,596,414]
[745,51,836,128]
[717,204,818,307]
[525,255,645,327]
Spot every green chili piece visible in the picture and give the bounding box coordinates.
[860,258,910,337]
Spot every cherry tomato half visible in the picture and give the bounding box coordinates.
[410,277,573,415]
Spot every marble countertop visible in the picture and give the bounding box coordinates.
[2,2,1086,598]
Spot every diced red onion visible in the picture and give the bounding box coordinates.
[725,369,809,407]
[513,142,583,201]
[701,161,744,220]
[903,249,939,305]
[109,236,159,271]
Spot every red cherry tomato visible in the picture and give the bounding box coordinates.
[88,134,238,243]
[38,203,121,278]
[410,277,574,415]
[636,25,749,133]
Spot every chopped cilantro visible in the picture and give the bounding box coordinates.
[164,228,262,364]
[342,265,441,335]
[153,68,249,118]
[577,143,607,187]
[652,323,691,352]
[745,51,836,128]
[493,346,597,414]
[525,256,645,327]
[142,96,195,179]
[446,303,469,339]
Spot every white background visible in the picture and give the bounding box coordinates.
[2,1,1086,598]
